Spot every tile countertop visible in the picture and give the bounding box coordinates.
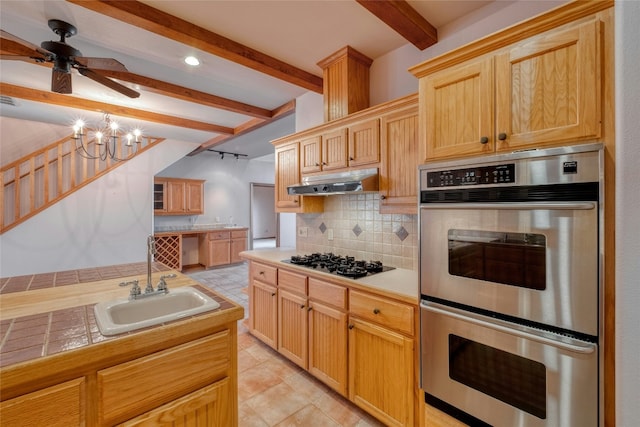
[240,248,419,304]
[154,224,248,233]
[0,263,242,369]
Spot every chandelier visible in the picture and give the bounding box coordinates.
[73,113,143,161]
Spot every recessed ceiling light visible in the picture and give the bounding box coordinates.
[184,56,200,66]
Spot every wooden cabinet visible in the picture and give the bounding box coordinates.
[247,260,417,425]
[348,119,380,167]
[119,378,232,426]
[274,142,324,213]
[299,120,379,175]
[418,19,602,161]
[348,290,415,427]
[154,178,204,215]
[249,262,278,349]
[230,230,247,264]
[308,278,348,396]
[379,105,419,214]
[0,378,85,427]
[198,229,247,268]
[99,332,231,426]
[277,270,308,369]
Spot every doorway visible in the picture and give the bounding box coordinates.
[250,183,277,249]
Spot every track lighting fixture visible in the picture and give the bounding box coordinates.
[207,149,248,161]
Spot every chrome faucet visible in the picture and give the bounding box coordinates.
[118,235,176,299]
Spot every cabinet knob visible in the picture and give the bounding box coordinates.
[259,271,265,275]
[308,306,313,312]
[293,199,299,203]
[300,304,306,309]
[480,136,489,144]
[373,308,380,315]
[498,132,508,141]
[349,157,354,161]
[380,195,386,200]
[348,324,354,330]
[271,292,276,297]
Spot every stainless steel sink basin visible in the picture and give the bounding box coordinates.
[94,286,220,336]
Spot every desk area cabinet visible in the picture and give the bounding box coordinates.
[154,178,204,215]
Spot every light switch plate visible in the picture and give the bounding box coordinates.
[327,229,334,241]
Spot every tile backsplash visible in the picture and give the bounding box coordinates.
[296,193,418,270]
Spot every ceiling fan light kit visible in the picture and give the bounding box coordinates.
[2,19,140,98]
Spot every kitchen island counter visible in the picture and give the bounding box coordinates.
[240,248,418,304]
[0,263,243,426]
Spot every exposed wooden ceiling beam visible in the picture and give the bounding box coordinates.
[188,99,296,155]
[0,83,235,134]
[67,0,324,93]
[355,0,437,50]
[97,70,273,119]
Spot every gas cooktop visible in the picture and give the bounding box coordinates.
[282,252,395,279]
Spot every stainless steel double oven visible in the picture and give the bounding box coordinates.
[419,144,604,427]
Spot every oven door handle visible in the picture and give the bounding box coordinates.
[422,301,596,354]
[420,202,596,210]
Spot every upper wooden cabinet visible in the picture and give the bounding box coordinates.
[299,120,379,175]
[275,141,324,214]
[415,18,604,161]
[379,105,419,214]
[154,178,204,215]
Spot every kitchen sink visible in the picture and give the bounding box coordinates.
[94,286,220,336]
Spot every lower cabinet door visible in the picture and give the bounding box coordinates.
[308,301,348,396]
[277,289,308,369]
[118,378,233,427]
[209,240,231,266]
[250,280,278,349]
[348,317,414,427]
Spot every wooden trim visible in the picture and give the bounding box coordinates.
[94,70,273,119]
[409,0,614,77]
[317,45,373,69]
[67,0,323,93]
[0,83,234,135]
[355,0,437,50]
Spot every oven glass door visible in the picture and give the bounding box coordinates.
[420,301,598,427]
[420,202,598,336]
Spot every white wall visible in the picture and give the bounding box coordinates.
[615,1,640,424]
[154,153,275,230]
[0,139,195,277]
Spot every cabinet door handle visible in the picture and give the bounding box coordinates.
[300,304,306,309]
[315,162,320,166]
[271,292,276,297]
[348,324,354,330]
[308,306,313,312]
[294,199,299,203]
[380,195,386,200]
[498,132,508,141]
[349,157,354,161]
[322,162,327,165]
[259,271,265,275]
[373,308,380,314]
[480,136,489,144]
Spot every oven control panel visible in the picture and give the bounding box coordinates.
[426,163,515,187]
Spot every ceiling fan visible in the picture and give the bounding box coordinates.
[1,19,140,98]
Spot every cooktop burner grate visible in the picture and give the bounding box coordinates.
[283,253,394,279]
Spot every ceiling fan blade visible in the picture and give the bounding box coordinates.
[77,67,140,98]
[0,54,44,62]
[74,57,129,72]
[1,29,51,59]
[51,68,72,94]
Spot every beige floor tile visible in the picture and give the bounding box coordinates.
[239,401,269,427]
[314,391,368,427]
[260,353,303,380]
[238,362,284,401]
[282,371,330,403]
[274,404,341,427]
[238,348,261,373]
[245,382,309,426]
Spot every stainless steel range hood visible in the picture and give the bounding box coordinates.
[287,168,379,196]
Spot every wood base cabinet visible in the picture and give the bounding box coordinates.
[199,229,247,268]
[249,262,278,349]
[277,270,309,369]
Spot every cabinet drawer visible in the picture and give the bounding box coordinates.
[209,231,231,240]
[98,331,230,426]
[309,278,347,310]
[278,269,307,294]
[251,262,277,285]
[231,230,247,239]
[349,290,414,336]
[0,378,85,427]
